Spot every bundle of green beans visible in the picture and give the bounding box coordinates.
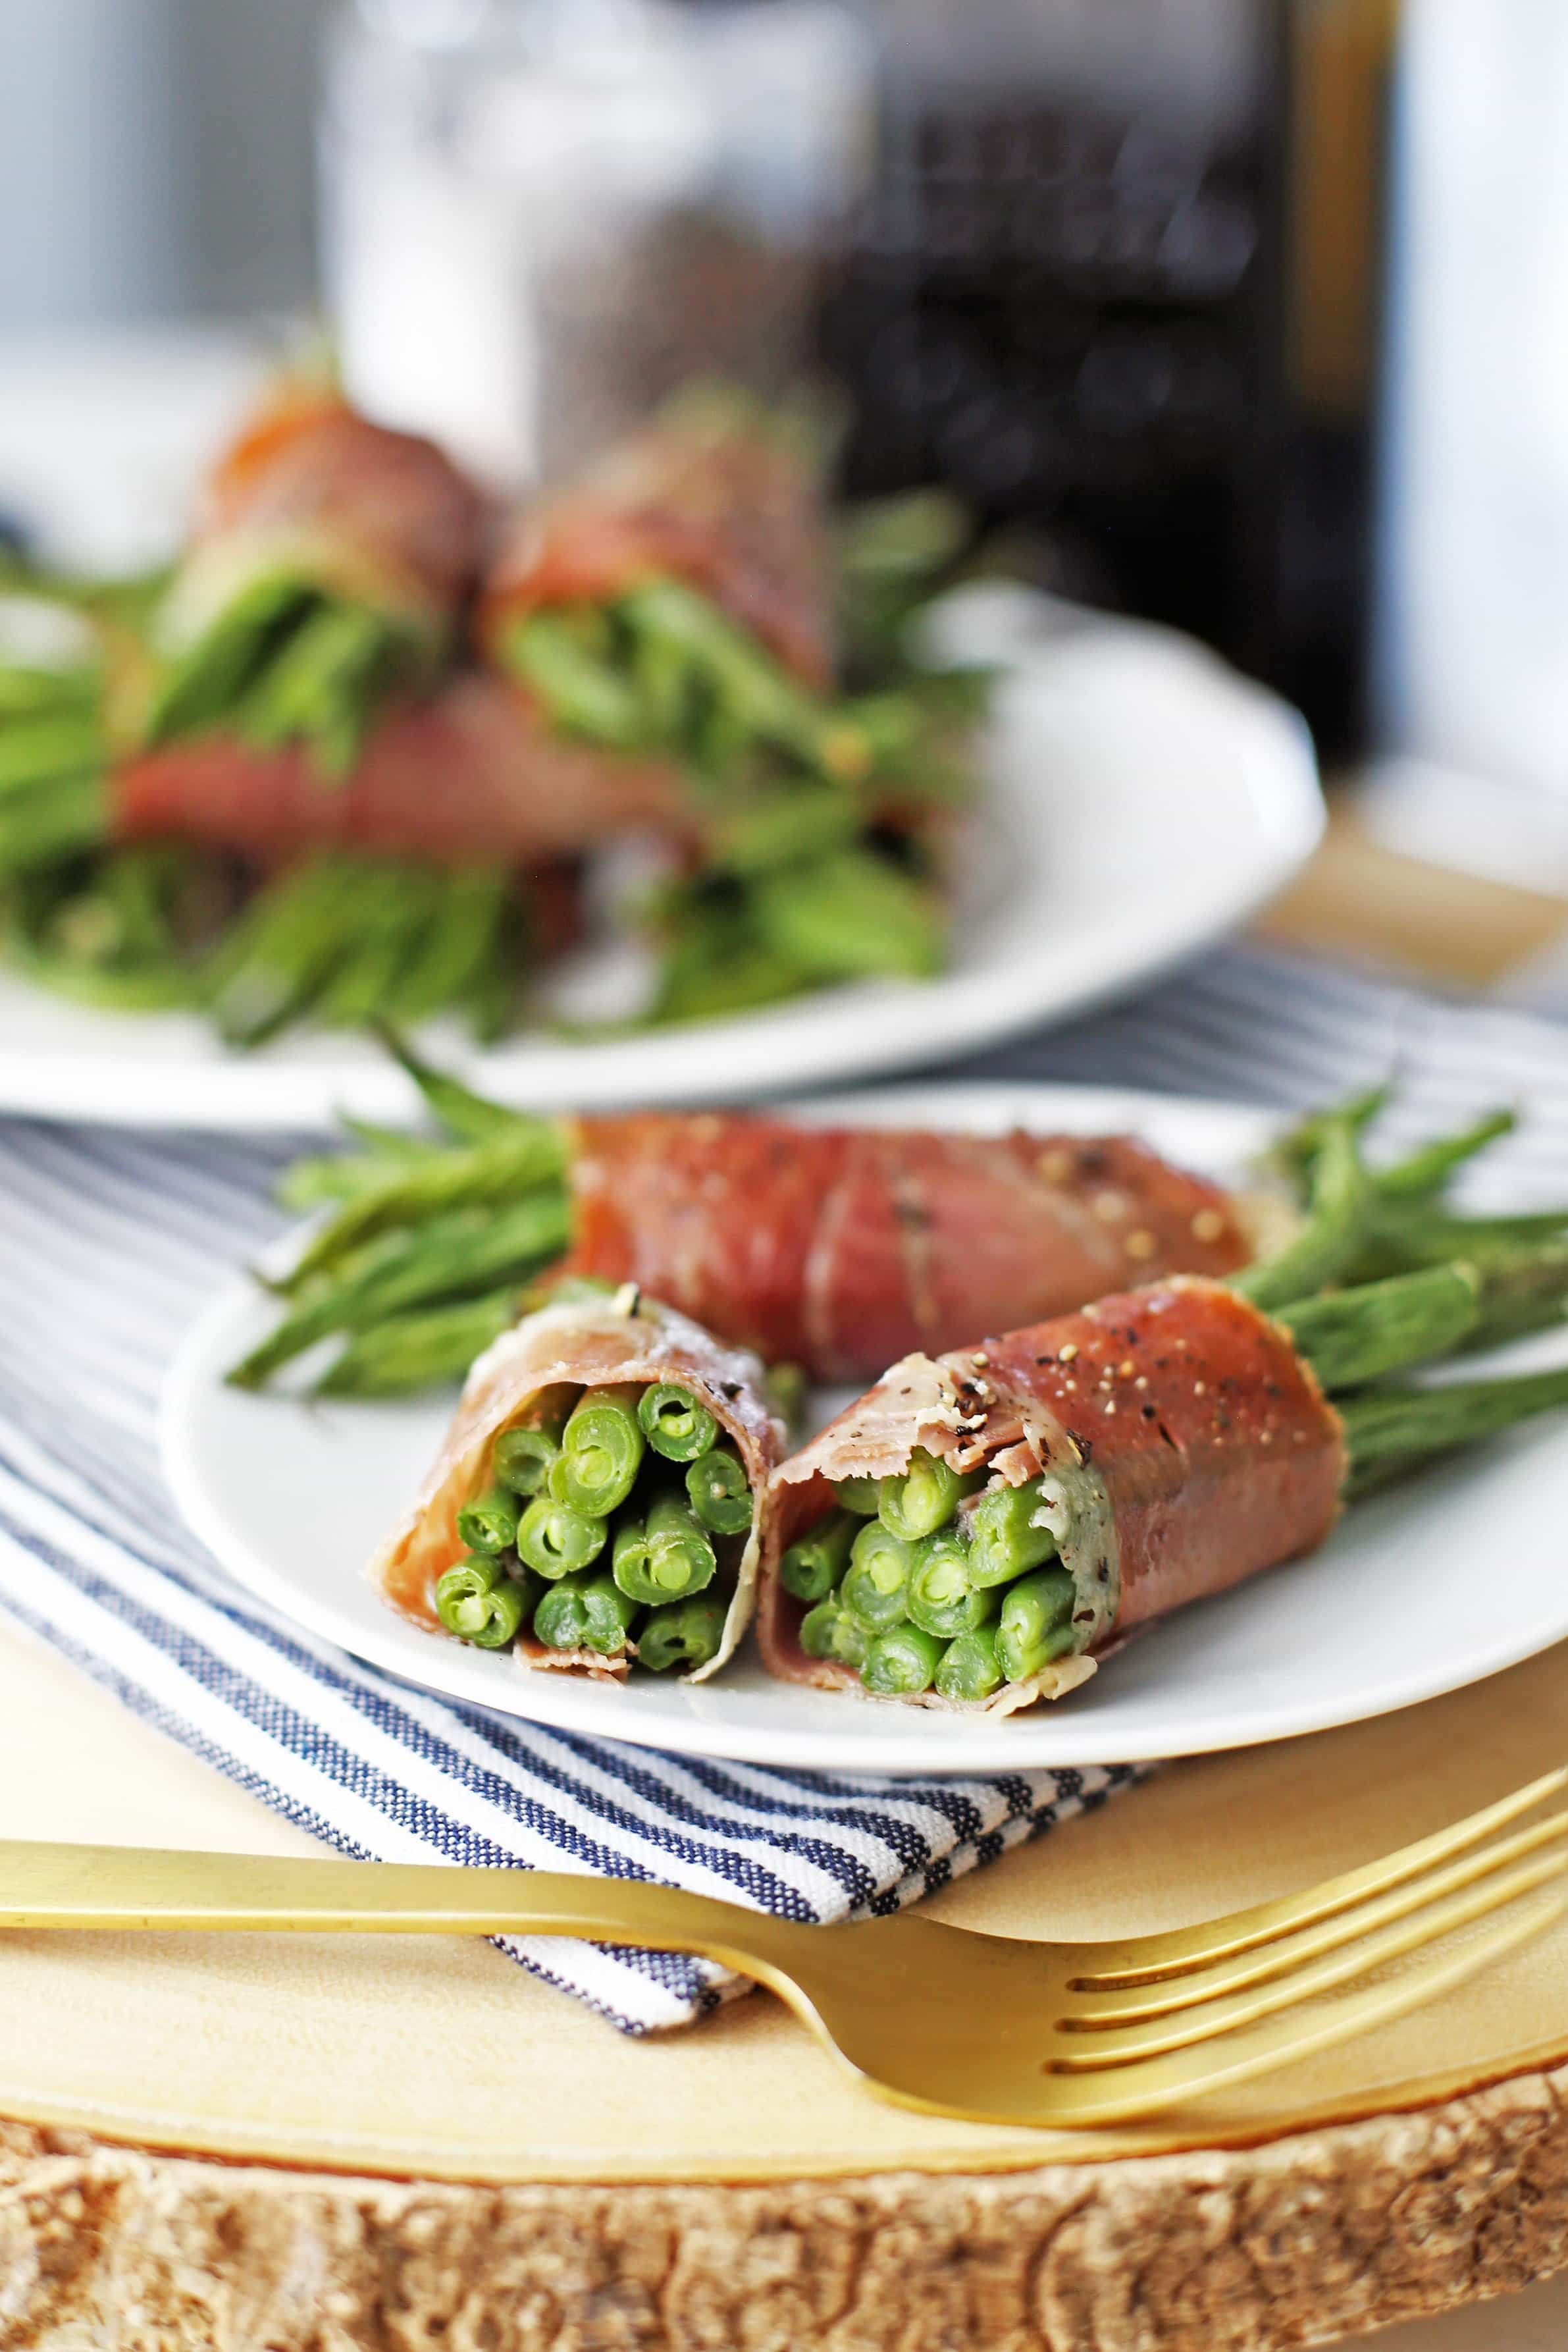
[783,1248,1568,1705]
[146,573,423,780]
[431,1376,754,1674]
[0,579,542,1040]
[498,495,981,1018]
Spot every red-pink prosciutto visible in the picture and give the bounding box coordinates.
[115,672,687,866]
[167,387,490,644]
[558,1116,1253,1384]
[480,406,836,689]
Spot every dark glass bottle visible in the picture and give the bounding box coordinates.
[821,1,1394,761]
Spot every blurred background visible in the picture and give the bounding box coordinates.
[0,0,1565,901]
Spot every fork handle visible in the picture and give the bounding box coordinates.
[0,1839,804,1981]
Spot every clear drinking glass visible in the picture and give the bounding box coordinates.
[320,0,874,487]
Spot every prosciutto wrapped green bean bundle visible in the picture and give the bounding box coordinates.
[370,1286,785,1682]
[144,385,489,774]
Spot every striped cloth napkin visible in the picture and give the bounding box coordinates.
[1,943,1565,2034]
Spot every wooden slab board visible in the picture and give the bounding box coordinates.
[7,1617,1568,2349]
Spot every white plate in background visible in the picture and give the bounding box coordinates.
[161,1081,1568,1773]
[0,583,1322,1129]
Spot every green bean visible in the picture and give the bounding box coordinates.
[456,1483,520,1557]
[503,613,648,747]
[555,1388,645,1515]
[0,711,102,795]
[145,571,312,742]
[1377,1109,1517,1200]
[203,857,368,1046]
[650,889,808,1025]
[227,1192,568,1388]
[995,1568,1079,1684]
[637,1594,728,1674]
[0,665,99,720]
[799,1596,847,1659]
[306,868,434,1029]
[779,1509,856,1605]
[384,871,511,1023]
[532,1576,583,1651]
[313,1287,521,1395]
[830,1610,870,1670]
[276,1140,444,1211]
[646,1490,719,1599]
[0,771,107,873]
[381,1030,538,1142]
[434,1556,529,1649]
[241,600,402,776]
[706,786,860,876]
[1278,1244,1568,1392]
[906,1532,999,1642]
[684,1447,754,1536]
[1276,1264,1483,1393]
[579,1574,640,1657]
[935,1625,1005,1703]
[878,1448,972,1542]
[1464,1237,1568,1353]
[1236,1115,1374,1312]
[637,1381,719,1463]
[840,1520,916,1634]
[492,1420,565,1497]
[1340,1363,1568,1499]
[516,1495,609,1580]
[752,847,945,984]
[831,1476,882,1516]
[279,1123,567,1289]
[860,1623,946,1697]
[619,579,860,777]
[1270,1086,1392,1190]
[966,1478,1060,1589]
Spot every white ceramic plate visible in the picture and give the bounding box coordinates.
[0,587,1322,1129]
[161,1080,1568,1773]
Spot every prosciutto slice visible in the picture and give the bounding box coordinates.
[115,672,687,865]
[760,1276,1347,1713]
[481,408,835,689]
[370,1289,787,1682]
[159,387,490,650]
[558,1117,1253,1383]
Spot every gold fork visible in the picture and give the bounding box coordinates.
[4,1768,1566,2129]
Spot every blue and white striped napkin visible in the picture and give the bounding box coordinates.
[1,943,1565,2033]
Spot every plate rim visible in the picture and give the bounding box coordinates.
[0,619,1324,1130]
[159,1077,1568,1774]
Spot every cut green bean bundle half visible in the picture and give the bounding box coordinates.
[402,1331,770,1676]
[767,1167,1568,1707]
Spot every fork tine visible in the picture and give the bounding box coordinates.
[1070,1805,1568,2026]
[1039,1894,1565,2127]
[1056,1847,1568,2065]
[1070,1765,1568,1991]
